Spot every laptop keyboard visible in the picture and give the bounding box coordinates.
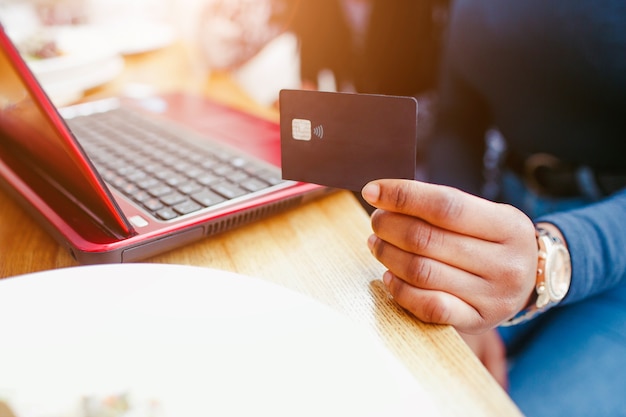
[66,108,285,221]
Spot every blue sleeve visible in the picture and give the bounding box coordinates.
[538,189,626,304]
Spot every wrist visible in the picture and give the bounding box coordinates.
[501,223,571,326]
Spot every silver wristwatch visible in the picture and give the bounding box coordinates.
[501,226,572,326]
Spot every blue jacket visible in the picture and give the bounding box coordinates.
[428,0,626,304]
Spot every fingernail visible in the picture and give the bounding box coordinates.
[361,182,380,203]
[383,271,393,286]
[367,234,377,251]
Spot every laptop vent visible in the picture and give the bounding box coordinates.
[205,196,303,236]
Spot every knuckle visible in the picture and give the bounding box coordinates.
[499,204,535,239]
[406,222,439,253]
[385,181,412,211]
[406,255,435,287]
[488,254,536,318]
[499,260,525,284]
[498,254,533,293]
[418,294,452,324]
[432,187,464,221]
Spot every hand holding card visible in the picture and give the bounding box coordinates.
[279,90,418,191]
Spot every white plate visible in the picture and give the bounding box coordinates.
[0,264,439,417]
[94,20,176,56]
[24,26,124,106]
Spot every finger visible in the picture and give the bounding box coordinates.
[369,210,498,278]
[369,221,532,319]
[370,235,507,325]
[362,179,530,243]
[383,271,486,331]
[368,233,489,297]
[369,205,537,314]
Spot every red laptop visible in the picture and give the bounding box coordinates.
[0,24,327,264]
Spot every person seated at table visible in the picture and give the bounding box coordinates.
[286,0,449,140]
[287,0,447,94]
[197,0,447,137]
[361,1,626,416]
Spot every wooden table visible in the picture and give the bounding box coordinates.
[0,43,522,417]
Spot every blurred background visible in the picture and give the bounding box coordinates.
[0,0,449,119]
[0,0,300,106]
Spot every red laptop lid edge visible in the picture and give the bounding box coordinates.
[0,23,135,238]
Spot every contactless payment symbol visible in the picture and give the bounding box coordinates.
[292,118,312,141]
[312,124,324,139]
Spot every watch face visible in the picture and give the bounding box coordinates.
[546,245,571,300]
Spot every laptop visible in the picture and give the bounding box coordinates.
[0,24,328,264]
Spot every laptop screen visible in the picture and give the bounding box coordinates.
[0,26,133,237]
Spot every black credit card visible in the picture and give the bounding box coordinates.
[279,89,418,191]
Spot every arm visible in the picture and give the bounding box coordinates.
[538,189,626,304]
